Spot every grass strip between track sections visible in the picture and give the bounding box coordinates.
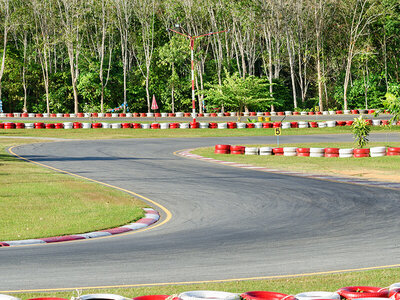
[5,267,400,297]
[0,138,146,241]
[0,126,399,139]
[192,141,400,183]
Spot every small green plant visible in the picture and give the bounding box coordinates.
[352,116,371,148]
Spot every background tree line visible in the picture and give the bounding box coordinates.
[0,0,399,114]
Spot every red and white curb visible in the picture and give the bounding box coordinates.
[177,150,400,191]
[0,208,159,247]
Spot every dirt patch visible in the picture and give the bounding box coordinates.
[333,169,400,183]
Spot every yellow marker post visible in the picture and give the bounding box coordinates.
[275,127,281,146]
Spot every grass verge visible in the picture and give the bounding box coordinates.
[0,126,399,139]
[0,138,146,241]
[192,141,400,183]
[7,267,400,298]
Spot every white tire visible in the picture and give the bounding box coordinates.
[237,123,246,129]
[28,113,35,117]
[180,123,189,129]
[257,112,263,116]
[161,113,168,117]
[310,148,325,153]
[70,113,76,117]
[295,292,340,300]
[147,112,154,117]
[217,112,224,117]
[298,121,307,126]
[339,148,354,154]
[25,123,34,129]
[84,113,91,118]
[260,147,273,152]
[270,111,277,116]
[372,120,381,126]
[260,152,272,156]
[141,123,151,129]
[245,147,258,155]
[327,121,336,127]
[111,123,121,129]
[176,112,184,117]
[0,113,6,117]
[160,123,169,129]
[344,110,351,114]
[285,111,292,115]
[284,147,297,152]
[79,294,128,300]
[98,113,105,117]
[300,111,307,115]
[339,154,353,158]
[299,125,308,128]
[199,122,209,129]
[102,123,110,129]
[13,113,21,117]
[329,110,336,115]
[255,122,263,128]
[322,111,329,115]
[82,123,92,129]
[56,113,63,118]
[370,152,386,157]
[390,283,400,290]
[284,152,297,156]
[0,294,21,300]
[179,291,240,300]
[218,123,227,129]
[318,122,327,128]
[43,113,49,118]
[204,113,210,117]
[370,147,386,153]
[310,153,324,157]
[282,122,291,129]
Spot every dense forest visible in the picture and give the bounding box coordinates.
[0,0,399,114]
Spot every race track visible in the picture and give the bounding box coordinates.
[1,134,400,291]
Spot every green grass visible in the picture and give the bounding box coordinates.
[0,126,399,139]
[5,267,400,298]
[192,141,400,182]
[0,138,146,241]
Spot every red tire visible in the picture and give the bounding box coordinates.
[354,153,369,158]
[325,148,339,154]
[337,121,346,126]
[264,112,271,116]
[210,113,217,117]
[64,114,70,117]
[241,291,295,300]
[273,122,281,128]
[34,122,45,129]
[231,146,245,152]
[73,122,82,129]
[16,123,25,129]
[346,121,354,126]
[308,111,315,115]
[291,122,299,128]
[77,113,84,118]
[277,112,284,116]
[122,123,131,128]
[209,122,218,128]
[133,123,141,129]
[263,123,273,128]
[293,112,299,115]
[22,113,28,117]
[215,149,230,154]
[119,113,126,117]
[297,153,310,157]
[351,110,359,114]
[387,152,400,156]
[151,123,160,129]
[190,122,199,128]
[36,114,43,118]
[388,147,400,152]
[4,122,16,129]
[272,148,283,154]
[93,123,102,128]
[309,122,318,128]
[168,113,175,117]
[215,144,231,151]
[354,148,370,154]
[297,148,310,153]
[227,122,237,129]
[140,113,147,117]
[336,110,343,114]
[45,123,55,129]
[55,123,64,129]
[231,151,244,155]
[247,123,255,128]
[325,153,339,158]
[184,113,191,117]
[133,113,140,117]
[337,286,388,300]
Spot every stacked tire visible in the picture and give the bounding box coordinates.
[370,147,386,157]
[231,146,245,155]
[325,148,339,157]
[297,148,310,157]
[245,147,258,155]
[339,148,353,158]
[310,148,325,157]
[387,147,400,156]
[353,148,370,158]
[215,144,230,154]
[283,147,297,156]
[259,147,273,156]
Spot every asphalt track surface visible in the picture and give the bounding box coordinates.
[1,133,400,291]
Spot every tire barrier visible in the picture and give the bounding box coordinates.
[0,208,159,247]
[337,286,389,299]
[1,120,397,131]
[215,145,399,158]
[133,296,171,300]
[78,294,128,300]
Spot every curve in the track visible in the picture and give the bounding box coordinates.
[1,134,400,292]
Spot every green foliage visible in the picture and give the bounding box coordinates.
[205,72,275,114]
[383,92,400,123]
[352,116,371,148]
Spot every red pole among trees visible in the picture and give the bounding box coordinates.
[168,26,229,123]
